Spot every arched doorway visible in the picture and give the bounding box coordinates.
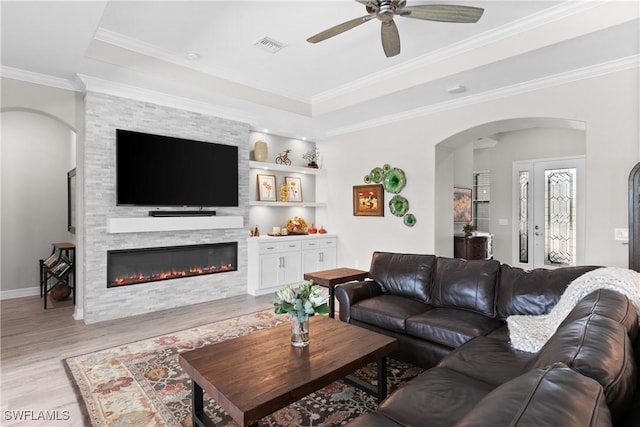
[1,109,77,297]
[434,117,586,265]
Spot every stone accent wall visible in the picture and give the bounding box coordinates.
[83,92,250,323]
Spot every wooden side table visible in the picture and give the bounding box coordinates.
[303,267,368,318]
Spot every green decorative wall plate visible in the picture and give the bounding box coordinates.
[389,195,409,217]
[370,167,384,183]
[383,168,406,194]
[403,213,416,227]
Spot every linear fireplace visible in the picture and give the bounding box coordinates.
[107,242,237,288]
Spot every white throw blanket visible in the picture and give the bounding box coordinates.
[507,267,640,353]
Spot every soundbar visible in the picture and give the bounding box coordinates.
[149,210,216,217]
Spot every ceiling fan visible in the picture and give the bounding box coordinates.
[307,0,484,57]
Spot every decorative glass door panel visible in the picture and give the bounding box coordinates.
[543,168,577,267]
[513,157,584,269]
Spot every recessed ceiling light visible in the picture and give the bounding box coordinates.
[447,85,466,94]
[186,52,201,61]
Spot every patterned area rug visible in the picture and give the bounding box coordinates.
[65,310,423,426]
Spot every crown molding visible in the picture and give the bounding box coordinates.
[326,55,640,137]
[312,1,620,104]
[77,74,257,127]
[1,66,83,92]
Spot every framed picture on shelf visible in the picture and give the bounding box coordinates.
[453,187,472,223]
[353,184,384,216]
[257,174,276,201]
[284,176,303,202]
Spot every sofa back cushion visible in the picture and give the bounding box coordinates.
[526,314,636,421]
[368,252,436,302]
[559,289,639,342]
[431,258,500,317]
[455,363,612,427]
[496,265,600,319]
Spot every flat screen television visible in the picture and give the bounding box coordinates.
[116,129,238,207]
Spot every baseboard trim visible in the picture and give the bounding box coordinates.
[0,286,40,300]
[73,307,84,320]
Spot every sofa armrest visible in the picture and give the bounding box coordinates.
[335,280,384,323]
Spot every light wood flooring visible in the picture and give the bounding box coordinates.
[1,293,273,426]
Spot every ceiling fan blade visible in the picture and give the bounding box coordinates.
[307,14,375,43]
[381,20,400,57]
[399,4,484,23]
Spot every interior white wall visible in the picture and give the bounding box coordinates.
[317,67,639,269]
[1,111,75,293]
[435,146,455,257]
[473,127,586,264]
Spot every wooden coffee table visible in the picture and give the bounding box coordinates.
[179,316,398,427]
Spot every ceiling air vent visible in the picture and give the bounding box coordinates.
[253,36,286,54]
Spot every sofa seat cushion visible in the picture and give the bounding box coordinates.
[369,252,436,301]
[559,289,639,342]
[378,367,494,427]
[431,257,501,316]
[350,295,430,333]
[455,364,612,427]
[406,308,504,348]
[439,336,534,386]
[496,264,600,319]
[526,314,636,421]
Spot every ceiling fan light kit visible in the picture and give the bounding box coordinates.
[307,0,484,58]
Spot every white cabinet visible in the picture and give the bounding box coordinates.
[301,238,337,273]
[256,241,302,290]
[248,234,337,296]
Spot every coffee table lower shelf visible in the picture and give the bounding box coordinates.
[179,316,398,427]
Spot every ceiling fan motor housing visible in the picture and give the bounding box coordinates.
[368,0,406,21]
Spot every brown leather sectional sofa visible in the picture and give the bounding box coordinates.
[336,252,640,427]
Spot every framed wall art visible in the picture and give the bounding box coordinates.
[453,187,472,223]
[353,184,384,216]
[284,176,303,202]
[257,174,276,201]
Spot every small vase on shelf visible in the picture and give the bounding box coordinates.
[254,140,268,162]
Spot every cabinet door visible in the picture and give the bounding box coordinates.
[302,249,321,274]
[280,251,302,285]
[302,246,337,274]
[258,253,281,289]
[319,247,337,271]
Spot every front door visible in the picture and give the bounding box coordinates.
[513,157,585,269]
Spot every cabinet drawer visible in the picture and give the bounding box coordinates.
[258,241,301,254]
[302,238,337,250]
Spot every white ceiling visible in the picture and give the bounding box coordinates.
[1,1,639,141]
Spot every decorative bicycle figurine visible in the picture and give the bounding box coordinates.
[275,149,291,166]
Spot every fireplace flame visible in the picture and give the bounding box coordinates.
[111,264,235,287]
